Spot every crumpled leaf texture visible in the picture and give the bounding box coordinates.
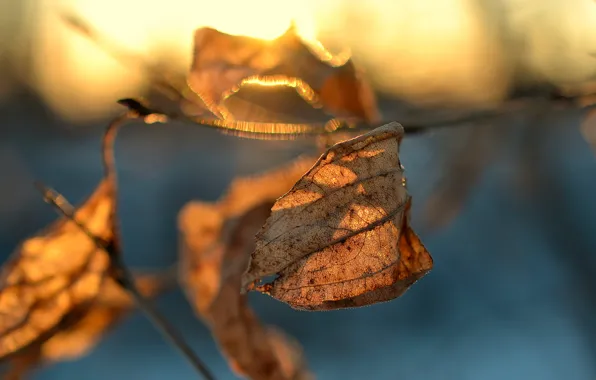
[185,25,379,125]
[242,122,433,310]
[0,179,114,358]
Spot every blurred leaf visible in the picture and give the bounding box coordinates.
[3,271,173,379]
[184,25,380,125]
[242,123,433,310]
[37,272,171,361]
[179,158,316,380]
[0,178,116,359]
[422,122,502,230]
[218,157,318,219]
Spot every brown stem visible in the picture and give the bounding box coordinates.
[36,112,217,380]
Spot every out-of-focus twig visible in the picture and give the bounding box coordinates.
[35,111,216,380]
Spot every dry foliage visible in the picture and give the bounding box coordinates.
[101,21,381,138]
[19,9,596,378]
[242,123,433,310]
[0,178,115,360]
[3,272,171,379]
[185,25,379,125]
[179,158,316,380]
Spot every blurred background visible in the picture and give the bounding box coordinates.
[1,0,596,379]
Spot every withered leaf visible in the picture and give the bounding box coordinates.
[179,157,317,314]
[0,179,115,359]
[179,159,316,380]
[38,271,170,362]
[242,122,433,310]
[3,271,171,379]
[185,25,379,125]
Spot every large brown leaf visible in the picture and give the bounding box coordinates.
[242,122,433,310]
[184,25,379,125]
[179,159,316,380]
[0,179,115,359]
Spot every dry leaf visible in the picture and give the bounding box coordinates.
[180,157,317,314]
[3,272,171,379]
[0,179,116,359]
[38,272,170,362]
[179,159,316,380]
[242,122,433,310]
[185,25,379,124]
[180,203,311,380]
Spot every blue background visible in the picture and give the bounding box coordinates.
[1,91,596,379]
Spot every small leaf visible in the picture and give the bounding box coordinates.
[180,203,312,380]
[242,122,433,310]
[0,179,115,358]
[179,159,316,380]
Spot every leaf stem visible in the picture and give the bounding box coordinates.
[112,258,216,380]
[35,182,216,380]
[34,110,217,379]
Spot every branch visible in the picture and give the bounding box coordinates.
[62,12,596,141]
[35,112,216,380]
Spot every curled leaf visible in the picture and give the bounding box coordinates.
[0,179,115,359]
[179,159,316,380]
[185,25,379,125]
[242,122,433,310]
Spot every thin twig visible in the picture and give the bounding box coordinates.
[35,111,217,380]
[58,12,446,138]
[111,257,216,380]
[103,112,216,379]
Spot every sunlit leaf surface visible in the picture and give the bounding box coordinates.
[0,179,115,358]
[242,123,433,310]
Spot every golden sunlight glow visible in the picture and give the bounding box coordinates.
[23,0,596,121]
[222,75,322,114]
[31,0,320,121]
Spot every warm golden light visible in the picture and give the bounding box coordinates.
[21,0,596,122]
[31,0,320,121]
[222,75,322,115]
